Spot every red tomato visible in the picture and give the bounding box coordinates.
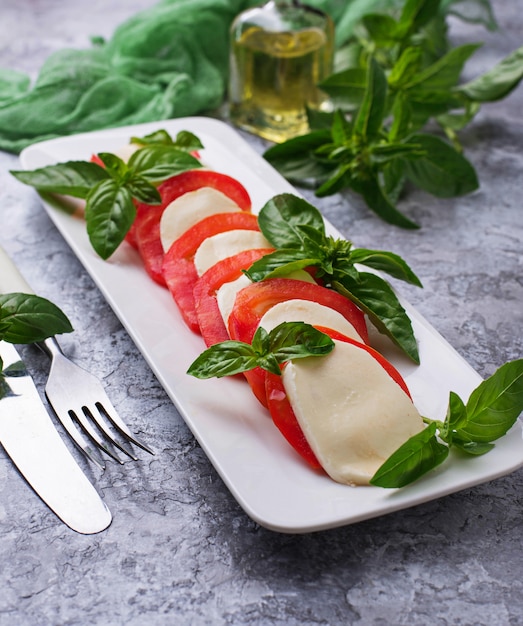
[134,170,252,286]
[194,248,275,347]
[228,278,369,345]
[90,154,104,167]
[265,328,412,470]
[227,278,369,406]
[265,371,322,470]
[162,212,261,333]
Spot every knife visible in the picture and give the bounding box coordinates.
[0,339,112,534]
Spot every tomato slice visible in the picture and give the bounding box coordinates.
[194,248,274,347]
[227,278,369,406]
[265,371,322,470]
[162,212,261,333]
[265,328,412,470]
[228,278,369,345]
[133,170,252,286]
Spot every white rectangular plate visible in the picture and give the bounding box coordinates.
[20,117,523,533]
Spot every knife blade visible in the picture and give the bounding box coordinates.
[0,339,112,534]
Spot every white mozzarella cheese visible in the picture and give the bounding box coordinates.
[282,339,424,486]
[217,274,252,326]
[193,230,271,277]
[257,299,363,341]
[160,187,242,252]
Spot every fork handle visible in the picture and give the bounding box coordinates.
[0,244,34,295]
[37,336,63,360]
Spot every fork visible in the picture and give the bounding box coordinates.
[0,245,154,469]
[38,337,154,470]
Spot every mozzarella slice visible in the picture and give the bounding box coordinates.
[257,299,363,341]
[160,187,242,252]
[193,230,271,277]
[282,339,424,486]
[217,274,252,326]
[217,271,317,329]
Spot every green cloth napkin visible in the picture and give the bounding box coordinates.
[0,0,386,154]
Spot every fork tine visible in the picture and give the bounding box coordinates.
[46,401,107,471]
[95,398,155,455]
[68,406,126,465]
[82,404,139,461]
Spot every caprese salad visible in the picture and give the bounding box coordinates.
[12,129,523,490]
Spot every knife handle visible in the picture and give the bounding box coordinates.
[0,244,34,295]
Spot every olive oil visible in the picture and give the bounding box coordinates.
[229,1,334,143]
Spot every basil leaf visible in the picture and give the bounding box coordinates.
[330,109,353,145]
[353,57,387,139]
[318,68,367,110]
[263,131,334,185]
[269,322,335,361]
[405,43,481,90]
[458,46,523,102]
[187,322,334,379]
[370,141,425,164]
[388,94,412,142]
[172,130,204,152]
[440,390,467,442]
[388,47,424,89]
[436,101,481,131]
[131,129,175,146]
[400,0,442,31]
[350,249,423,286]
[334,272,420,363]
[0,293,73,343]
[187,341,259,378]
[257,353,282,376]
[353,176,420,229]
[244,249,318,282]
[370,423,449,488]
[456,360,523,443]
[130,129,204,152]
[85,180,136,259]
[306,107,335,131]
[10,161,109,198]
[315,164,353,197]
[98,152,128,181]
[362,13,401,44]
[126,175,162,205]
[451,439,495,456]
[402,133,479,197]
[257,194,325,249]
[127,145,201,180]
[382,159,407,204]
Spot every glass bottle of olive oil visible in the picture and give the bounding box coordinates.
[229,1,334,142]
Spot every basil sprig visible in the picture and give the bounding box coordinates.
[371,359,523,488]
[243,193,422,363]
[187,322,335,379]
[11,130,203,259]
[130,129,203,153]
[0,293,73,374]
[264,0,523,228]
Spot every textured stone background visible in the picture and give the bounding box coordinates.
[0,2,522,625]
